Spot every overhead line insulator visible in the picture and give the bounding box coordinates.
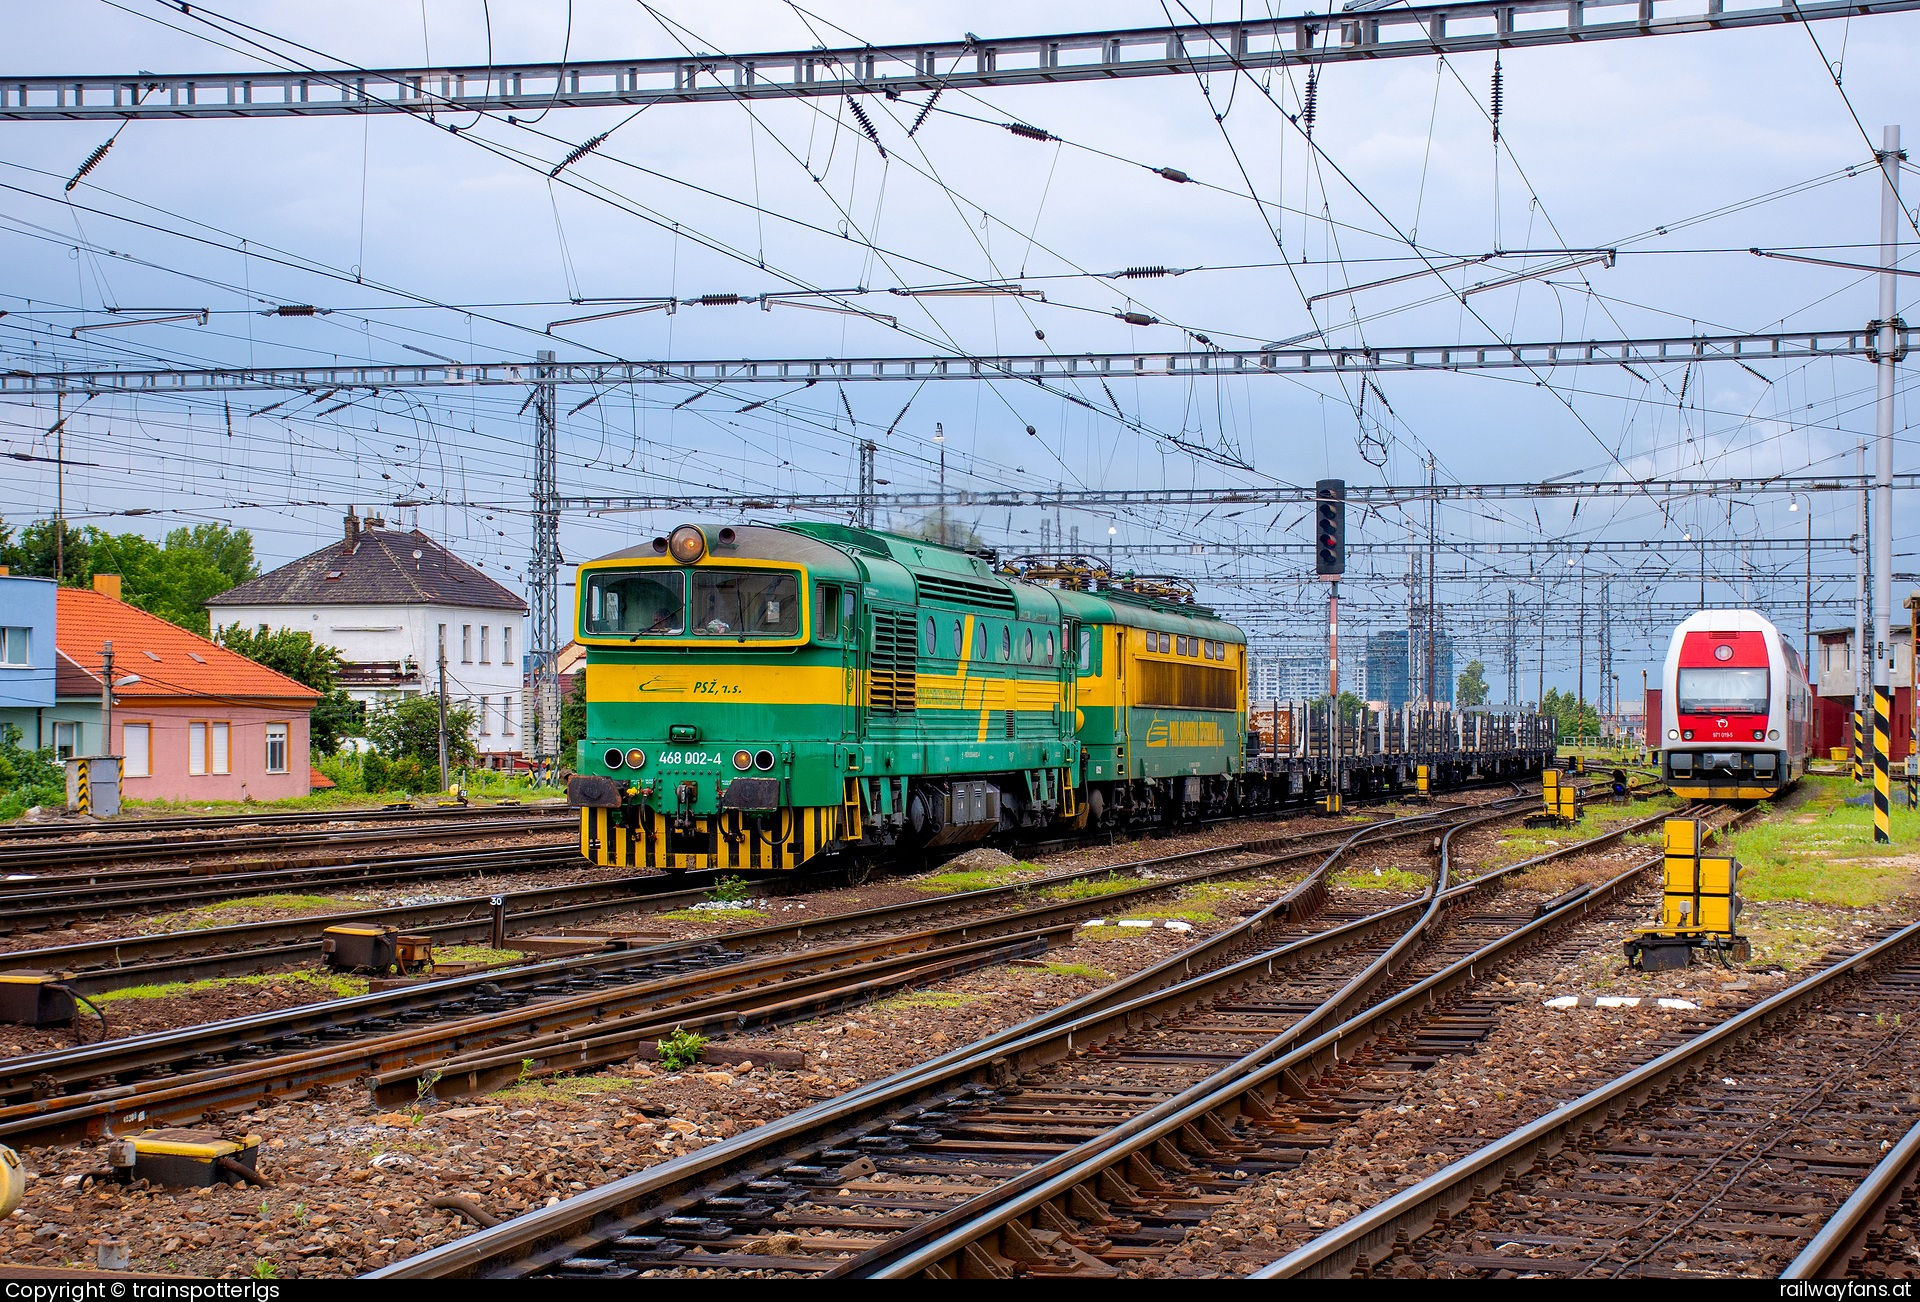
[908,88,942,137]
[1115,311,1159,326]
[1156,166,1191,183]
[846,97,888,158]
[550,131,611,178]
[1003,121,1055,142]
[697,294,744,307]
[65,139,114,192]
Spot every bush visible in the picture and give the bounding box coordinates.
[0,726,65,820]
[313,750,440,796]
[655,1028,709,1072]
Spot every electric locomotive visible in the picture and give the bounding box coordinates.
[1657,609,1809,800]
[565,521,1249,873]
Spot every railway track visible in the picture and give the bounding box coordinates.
[1783,1112,1920,1279]
[361,792,1677,1279]
[1258,858,1920,1280]
[0,814,573,874]
[0,800,567,841]
[0,784,1545,994]
[0,801,1521,1148]
[0,839,582,935]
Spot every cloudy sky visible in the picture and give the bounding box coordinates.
[3,0,1916,698]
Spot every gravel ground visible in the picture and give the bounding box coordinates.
[0,794,1529,1277]
[1122,809,1920,1279]
[1131,891,1793,1277]
[0,925,1201,1278]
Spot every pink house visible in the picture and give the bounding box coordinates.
[58,579,319,803]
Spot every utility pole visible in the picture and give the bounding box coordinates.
[1804,501,1813,673]
[1537,570,1547,708]
[1505,589,1517,706]
[99,640,113,755]
[857,439,877,528]
[1855,437,1870,783]
[1577,567,1586,708]
[529,349,561,780]
[437,624,451,793]
[932,423,948,546]
[1426,454,1438,704]
[1909,591,1918,810]
[1870,124,1902,844]
[53,394,64,583]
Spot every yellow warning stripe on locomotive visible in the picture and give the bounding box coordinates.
[580,798,860,872]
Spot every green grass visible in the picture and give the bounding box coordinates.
[1114,878,1264,924]
[877,989,979,1010]
[1332,865,1431,891]
[655,907,769,922]
[1035,961,1112,980]
[434,945,523,965]
[1726,776,1920,907]
[1483,795,1684,866]
[150,893,361,931]
[491,1071,644,1102]
[912,861,1046,893]
[93,969,368,1004]
[1039,873,1139,901]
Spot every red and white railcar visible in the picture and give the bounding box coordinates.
[1658,610,1809,800]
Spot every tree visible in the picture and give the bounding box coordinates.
[560,673,587,757]
[1541,688,1600,740]
[1456,660,1490,707]
[907,511,986,551]
[216,624,362,756]
[365,694,476,768]
[0,518,88,583]
[0,517,258,635]
[1313,691,1367,723]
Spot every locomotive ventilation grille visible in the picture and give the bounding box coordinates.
[913,574,1019,613]
[870,610,918,715]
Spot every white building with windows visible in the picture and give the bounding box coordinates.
[207,512,528,765]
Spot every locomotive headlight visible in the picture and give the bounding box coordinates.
[754,749,776,771]
[1668,729,1679,740]
[1768,729,1780,740]
[1682,730,1694,740]
[733,749,754,771]
[1753,730,1765,741]
[1713,643,1734,661]
[668,524,708,564]
[626,749,648,769]
[603,747,625,769]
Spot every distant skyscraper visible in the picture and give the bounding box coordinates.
[1365,630,1455,708]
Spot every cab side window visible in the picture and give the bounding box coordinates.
[815,583,842,644]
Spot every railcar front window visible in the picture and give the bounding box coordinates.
[1677,667,1769,714]
[586,570,686,636]
[691,570,801,637]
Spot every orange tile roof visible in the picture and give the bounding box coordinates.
[56,588,321,705]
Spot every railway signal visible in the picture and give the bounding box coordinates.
[1314,479,1346,578]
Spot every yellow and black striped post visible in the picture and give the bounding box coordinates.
[1852,704,1865,782]
[1874,687,1892,844]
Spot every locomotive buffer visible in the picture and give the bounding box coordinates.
[1624,816,1750,970]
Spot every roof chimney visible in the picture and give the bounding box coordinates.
[344,508,360,550]
[92,573,122,601]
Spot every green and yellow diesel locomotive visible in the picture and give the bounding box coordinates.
[566,521,1247,873]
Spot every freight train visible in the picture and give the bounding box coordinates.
[566,522,1555,872]
[1657,608,1809,800]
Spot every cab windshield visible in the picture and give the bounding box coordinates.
[691,569,801,637]
[1678,666,1769,714]
[584,570,685,636]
